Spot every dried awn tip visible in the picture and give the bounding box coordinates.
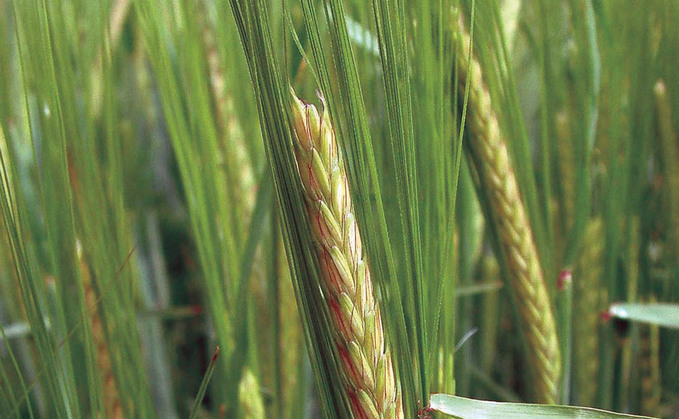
[290,90,403,418]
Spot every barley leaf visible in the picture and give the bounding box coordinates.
[430,394,652,418]
[608,303,679,330]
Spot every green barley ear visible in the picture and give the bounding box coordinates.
[573,218,604,407]
[452,15,561,404]
[290,90,403,418]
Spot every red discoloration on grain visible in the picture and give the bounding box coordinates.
[321,248,341,295]
[330,297,351,341]
[337,343,360,385]
[307,162,317,194]
[348,392,369,419]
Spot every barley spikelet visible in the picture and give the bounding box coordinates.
[639,311,661,417]
[573,218,604,407]
[77,241,123,419]
[291,91,403,418]
[452,15,561,403]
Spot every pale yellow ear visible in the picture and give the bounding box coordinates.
[288,85,403,418]
[452,14,560,404]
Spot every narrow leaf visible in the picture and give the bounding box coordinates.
[608,303,679,329]
[429,394,651,418]
[189,346,221,419]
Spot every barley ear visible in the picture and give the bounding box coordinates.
[291,90,403,418]
[452,16,561,403]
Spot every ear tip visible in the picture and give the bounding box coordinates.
[291,87,306,111]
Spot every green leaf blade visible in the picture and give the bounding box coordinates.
[608,303,679,330]
[430,394,652,418]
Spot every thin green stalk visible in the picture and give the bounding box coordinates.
[189,346,220,419]
[557,270,573,404]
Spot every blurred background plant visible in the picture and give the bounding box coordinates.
[0,0,678,417]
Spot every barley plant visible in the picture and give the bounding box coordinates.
[1,0,679,418]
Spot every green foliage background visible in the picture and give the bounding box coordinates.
[0,0,678,417]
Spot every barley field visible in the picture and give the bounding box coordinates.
[0,0,678,418]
